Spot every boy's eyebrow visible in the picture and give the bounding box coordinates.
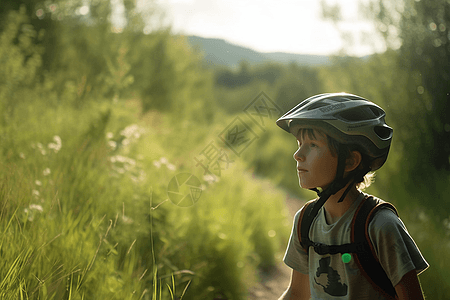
[291,125,320,141]
[299,128,318,141]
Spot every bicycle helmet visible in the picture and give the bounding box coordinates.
[276,93,393,207]
[276,93,393,171]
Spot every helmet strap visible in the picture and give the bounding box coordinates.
[323,146,348,196]
[308,146,348,216]
[308,147,371,216]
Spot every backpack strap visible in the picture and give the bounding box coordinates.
[297,199,316,253]
[351,196,399,299]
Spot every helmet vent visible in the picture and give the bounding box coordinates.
[335,106,379,122]
[307,102,329,110]
[374,125,393,140]
[369,106,384,117]
[330,96,353,102]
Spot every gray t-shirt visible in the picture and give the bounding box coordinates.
[283,193,429,299]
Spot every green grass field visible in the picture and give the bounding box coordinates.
[0,97,293,299]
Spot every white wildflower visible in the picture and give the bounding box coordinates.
[111,155,135,166]
[160,157,168,165]
[153,160,161,168]
[120,124,139,138]
[166,163,176,171]
[35,180,42,186]
[24,204,43,222]
[106,132,114,139]
[48,135,62,153]
[115,155,127,163]
[37,143,43,149]
[29,204,44,212]
[108,140,117,150]
[119,124,145,146]
[43,168,51,176]
[53,135,62,146]
[19,152,26,159]
[32,190,40,198]
[110,155,138,175]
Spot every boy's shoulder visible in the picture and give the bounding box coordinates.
[368,203,404,235]
[353,194,401,232]
[363,194,400,223]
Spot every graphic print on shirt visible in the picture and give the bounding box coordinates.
[314,256,348,297]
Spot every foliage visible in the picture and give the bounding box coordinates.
[130,32,215,123]
[0,7,42,116]
[213,61,323,118]
[367,0,450,174]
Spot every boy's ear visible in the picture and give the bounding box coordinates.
[345,150,362,172]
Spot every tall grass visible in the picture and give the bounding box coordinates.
[0,93,291,299]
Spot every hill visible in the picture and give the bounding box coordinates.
[186,35,331,68]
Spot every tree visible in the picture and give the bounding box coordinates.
[368,0,450,171]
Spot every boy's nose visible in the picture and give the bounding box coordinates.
[293,148,305,162]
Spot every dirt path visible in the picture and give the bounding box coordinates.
[247,194,306,299]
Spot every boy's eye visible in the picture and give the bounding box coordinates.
[310,143,317,147]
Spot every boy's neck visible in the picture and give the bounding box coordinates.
[323,184,362,224]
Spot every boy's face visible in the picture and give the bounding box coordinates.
[292,127,338,190]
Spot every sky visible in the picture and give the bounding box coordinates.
[153,0,386,57]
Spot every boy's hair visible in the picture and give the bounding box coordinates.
[299,128,375,190]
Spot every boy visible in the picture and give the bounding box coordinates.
[276,93,428,299]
